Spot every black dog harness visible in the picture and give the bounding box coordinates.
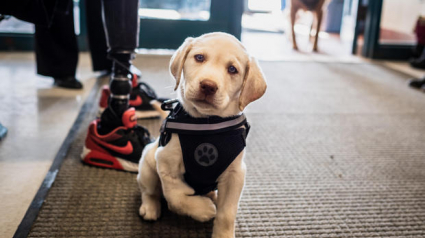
[159,99,250,195]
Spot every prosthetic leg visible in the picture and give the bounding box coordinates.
[81,0,153,172]
[96,0,161,119]
[97,56,162,119]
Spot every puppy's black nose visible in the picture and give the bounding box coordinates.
[200,80,218,96]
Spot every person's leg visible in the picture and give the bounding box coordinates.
[102,0,139,56]
[34,1,82,89]
[100,0,139,122]
[96,0,162,120]
[100,0,163,121]
[410,46,425,69]
[82,0,153,172]
[85,0,112,72]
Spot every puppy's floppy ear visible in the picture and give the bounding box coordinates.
[170,37,194,91]
[239,57,267,111]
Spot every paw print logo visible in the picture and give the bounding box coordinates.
[194,143,218,167]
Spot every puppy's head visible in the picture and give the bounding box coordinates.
[170,32,267,118]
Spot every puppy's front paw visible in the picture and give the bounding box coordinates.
[212,231,234,238]
[187,196,217,222]
[206,191,218,205]
[139,202,161,221]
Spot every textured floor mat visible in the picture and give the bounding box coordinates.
[21,61,425,237]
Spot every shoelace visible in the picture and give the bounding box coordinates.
[138,82,157,100]
[130,125,153,146]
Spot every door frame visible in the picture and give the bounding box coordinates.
[138,0,243,49]
[362,0,414,60]
[0,0,243,51]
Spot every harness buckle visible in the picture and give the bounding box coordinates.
[161,99,179,111]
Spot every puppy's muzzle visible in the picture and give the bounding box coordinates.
[200,80,218,96]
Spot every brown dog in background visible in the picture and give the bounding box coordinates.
[290,0,328,51]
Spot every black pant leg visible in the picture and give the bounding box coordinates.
[34,3,78,78]
[85,0,112,72]
[102,0,139,53]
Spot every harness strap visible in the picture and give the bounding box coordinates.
[164,114,247,135]
[159,100,250,146]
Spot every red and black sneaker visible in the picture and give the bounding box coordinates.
[99,74,163,119]
[81,107,153,172]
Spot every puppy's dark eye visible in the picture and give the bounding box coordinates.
[228,66,238,74]
[194,54,204,62]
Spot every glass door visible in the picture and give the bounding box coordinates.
[362,0,418,59]
[138,0,243,49]
[0,0,243,51]
[0,0,87,51]
[0,16,35,50]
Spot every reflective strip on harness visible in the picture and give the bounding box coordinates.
[165,114,247,131]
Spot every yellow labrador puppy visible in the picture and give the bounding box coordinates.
[137,32,266,238]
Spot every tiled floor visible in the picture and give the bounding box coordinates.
[380,61,425,79]
[0,30,423,238]
[0,52,178,238]
[0,52,96,237]
[242,30,363,62]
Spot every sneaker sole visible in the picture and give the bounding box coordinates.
[81,146,139,172]
[98,107,161,119]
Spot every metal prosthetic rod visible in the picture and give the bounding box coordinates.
[108,52,133,117]
[109,78,131,117]
[98,52,134,134]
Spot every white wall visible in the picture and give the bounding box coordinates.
[380,0,425,34]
